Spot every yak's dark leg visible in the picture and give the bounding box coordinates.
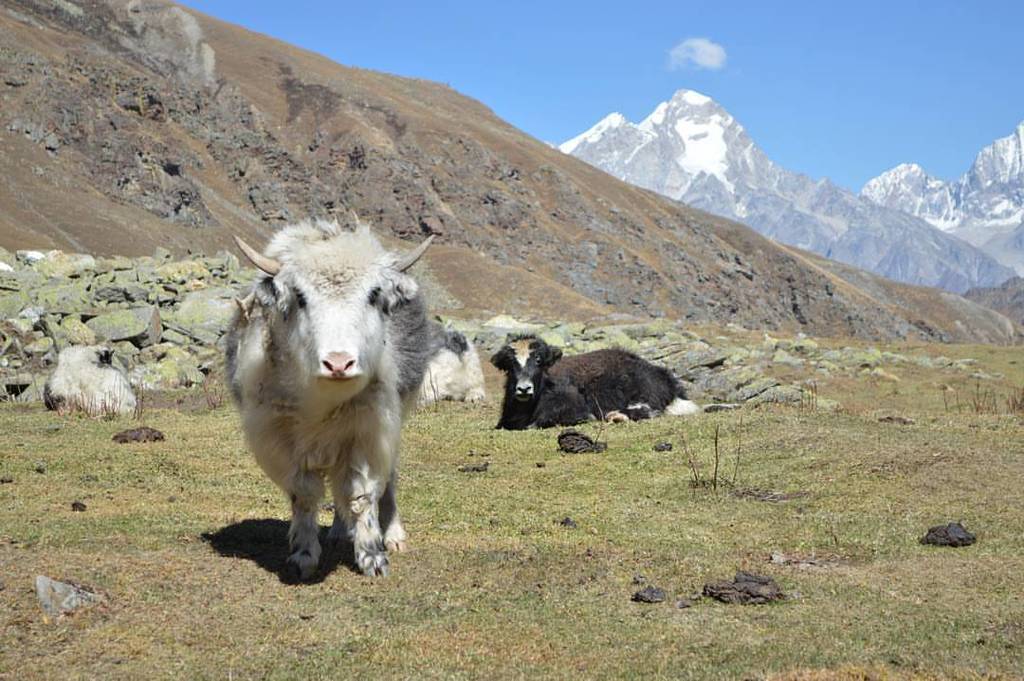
[379,469,407,552]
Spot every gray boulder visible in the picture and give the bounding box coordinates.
[86,306,161,348]
[35,576,103,616]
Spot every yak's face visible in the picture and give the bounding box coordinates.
[490,337,562,402]
[253,235,419,403]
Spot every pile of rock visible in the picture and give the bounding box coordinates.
[1,246,985,409]
[0,246,256,400]
[446,316,987,409]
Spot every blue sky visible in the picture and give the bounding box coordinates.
[181,1,1024,191]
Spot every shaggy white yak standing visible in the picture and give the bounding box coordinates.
[44,345,137,416]
[225,220,434,579]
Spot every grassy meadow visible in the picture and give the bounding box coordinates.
[1,338,1023,680]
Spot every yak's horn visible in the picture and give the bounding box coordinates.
[395,235,435,272]
[233,235,281,276]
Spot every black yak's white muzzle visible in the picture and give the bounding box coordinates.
[515,381,534,401]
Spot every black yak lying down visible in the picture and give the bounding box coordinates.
[490,335,699,430]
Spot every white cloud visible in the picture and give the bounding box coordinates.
[668,38,727,71]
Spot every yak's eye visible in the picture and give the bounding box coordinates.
[367,286,381,307]
[295,289,307,309]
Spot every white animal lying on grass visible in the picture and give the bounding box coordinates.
[419,325,486,405]
[44,345,137,416]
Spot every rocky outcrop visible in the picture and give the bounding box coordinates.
[0,247,254,397]
[964,277,1024,327]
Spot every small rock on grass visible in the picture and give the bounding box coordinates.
[675,598,694,609]
[703,572,784,605]
[0,476,13,484]
[559,517,577,529]
[652,441,673,452]
[632,586,666,603]
[557,429,607,454]
[35,576,103,617]
[921,522,976,547]
[70,501,87,512]
[34,462,46,474]
[112,426,165,444]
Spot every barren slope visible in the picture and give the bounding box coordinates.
[0,0,1017,342]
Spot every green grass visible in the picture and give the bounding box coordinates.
[1,343,1023,680]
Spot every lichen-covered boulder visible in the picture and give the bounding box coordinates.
[58,316,97,346]
[31,281,91,314]
[154,260,210,284]
[93,283,151,305]
[130,346,204,389]
[727,375,781,403]
[163,287,236,344]
[86,306,161,348]
[0,291,29,320]
[24,335,54,356]
[30,251,97,278]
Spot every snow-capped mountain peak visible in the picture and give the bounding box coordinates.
[560,92,1015,291]
[562,90,749,197]
[558,112,628,155]
[964,120,1024,188]
[860,163,960,231]
[861,120,1024,275]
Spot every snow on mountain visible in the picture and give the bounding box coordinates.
[861,122,1024,275]
[559,112,628,155]
[560,90,1014,292]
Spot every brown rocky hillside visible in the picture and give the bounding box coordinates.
[964,277,1024,327]
[0,0,1018,343]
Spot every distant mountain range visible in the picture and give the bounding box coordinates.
[0,1,1017,343]
[861,122,1024,276]
[559,90,1015,293]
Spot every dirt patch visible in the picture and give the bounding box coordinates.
[770,552,844,570]
[457,461,489,473]
[731,488,809,503]
[703,572,784,605]
[878,415,915,425]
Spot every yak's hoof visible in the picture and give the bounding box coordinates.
[356,548,389,577]
[285,549,319,581]
[385,539,407,553]
[384,523,407,553]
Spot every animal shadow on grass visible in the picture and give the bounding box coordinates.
[202,519,357,585]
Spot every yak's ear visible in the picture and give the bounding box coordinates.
[370,270,419,315]
[254,278,278,308]
[490,346,514,371]
[539,345,562,368]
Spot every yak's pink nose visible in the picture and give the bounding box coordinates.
[322,352,359,379]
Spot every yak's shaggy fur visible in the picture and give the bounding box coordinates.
[44,345,136,416]
[225,219,433,579]
[491,336,698,430]
[419,326,486,405]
